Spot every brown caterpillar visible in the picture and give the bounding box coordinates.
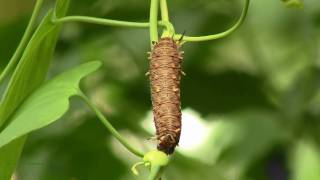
[148,37,183,154]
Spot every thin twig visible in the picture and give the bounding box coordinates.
[149,0,159,44]
[174,0,250,42]
[78,92,144,158]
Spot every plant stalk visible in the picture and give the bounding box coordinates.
[53,16,175,31]
[79,92,144,158]
[54,16,150,28]
[174,0,250,42]
[160,0,173,37]
[149,0,159,44]
[160,0,169,22]
[148,166,163,180]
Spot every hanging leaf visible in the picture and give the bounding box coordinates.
[0,61,101,148]
[0,0,69,179]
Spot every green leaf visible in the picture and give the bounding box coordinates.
[0,137,26,180]
[0,0,69,179]
[0,0,44,86]
[0,10,63,127]
[0,61,101,148]
[281,0,303,8]
[291,138,320,180]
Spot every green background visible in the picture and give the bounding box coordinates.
[1,0,320,179]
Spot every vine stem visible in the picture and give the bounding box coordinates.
[174,0,250,42]
[160,0,173,37]
[78,92,144,158]
[148,166,163,180]
[0,0,44,85]
[52,16,175,31]
[54,16,150,28]
[149,0,159,44]
[160,0,169,22]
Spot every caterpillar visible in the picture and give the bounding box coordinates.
[148,37,183,154]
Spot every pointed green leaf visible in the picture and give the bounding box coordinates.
[0,10,62,127]
[0,61,101,148]
[0,0,44,86]
[0,0,69,179]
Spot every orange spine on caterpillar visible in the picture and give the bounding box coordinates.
[148,37,183,154]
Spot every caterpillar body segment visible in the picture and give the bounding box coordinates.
[148,37,183,154]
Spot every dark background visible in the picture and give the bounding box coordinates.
[1,0,320,179]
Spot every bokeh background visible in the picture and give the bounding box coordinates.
[1,0,320,179]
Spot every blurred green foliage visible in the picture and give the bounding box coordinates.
[281,0,303,8]
[1,0,320,179]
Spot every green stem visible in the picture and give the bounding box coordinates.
[54,16,150,28]
[149,0,159,44]
[79,92,144,158]
[0,0,44,85]
[53,16,174,31]
[148,166,163,180]
[174,0,250,42]
[160,0,169,22]
[160,0,173,37]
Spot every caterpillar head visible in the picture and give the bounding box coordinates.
[157,133,178,155]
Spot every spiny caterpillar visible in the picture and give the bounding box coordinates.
[148,37,183,154]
